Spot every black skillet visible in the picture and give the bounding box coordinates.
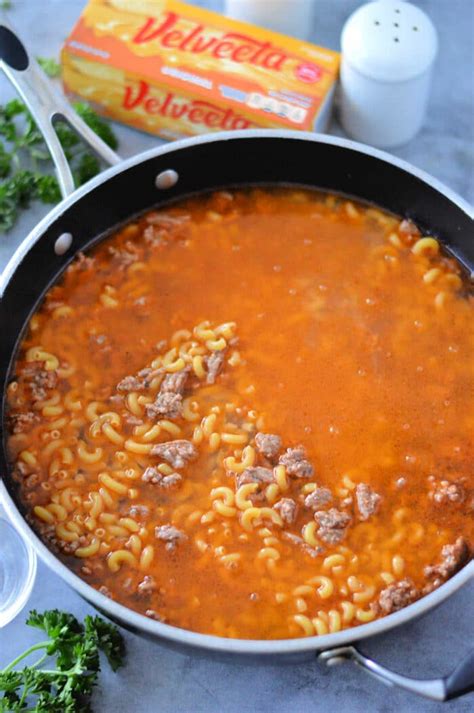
[0,22,473,702]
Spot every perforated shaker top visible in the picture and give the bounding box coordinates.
[341,0,438,82]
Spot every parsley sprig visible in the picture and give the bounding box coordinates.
[36,58,61,79]
[0,94,118,233]
[0,609,125,712]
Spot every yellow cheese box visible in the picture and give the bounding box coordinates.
[61,0,340,140]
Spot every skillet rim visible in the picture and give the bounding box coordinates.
[1,128,473,656]
[1,128,473,296]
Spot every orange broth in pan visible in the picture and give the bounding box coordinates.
[6,188,474,639]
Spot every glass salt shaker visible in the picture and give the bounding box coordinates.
[339,0,438,148]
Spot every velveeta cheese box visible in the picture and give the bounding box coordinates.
[61,0,340,140]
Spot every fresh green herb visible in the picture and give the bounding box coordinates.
[0,142,12,178]
[73,152,101,187]
[74,103,118,151]
[0,169,36,232]
[0,609,125,712]
[35,174,61,204]
[36,57,61,78]
[0,95,118,233]
[0,0,12,10]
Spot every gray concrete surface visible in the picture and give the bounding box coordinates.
[0,1,473,711]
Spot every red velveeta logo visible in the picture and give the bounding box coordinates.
[132,11,289,70]
[123,80,253,129]
[295,63,322,83]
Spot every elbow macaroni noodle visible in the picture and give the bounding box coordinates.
[6,189,473,640]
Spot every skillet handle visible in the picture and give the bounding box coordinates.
[319,646,474,701]
[0,21,121,198]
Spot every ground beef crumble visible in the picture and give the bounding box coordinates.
[274,498,297,524]
[161,370,189,395]
[378,578,418,614]
[255,432,282,461]
[211,191,234,213]
[145,609,163,621]
[143,225,166,245]
[282,531,324,558]
[304,487,332,510]
[98,585,113,599]
[236,466,274,488]
[123,413,144,427]
[142,212,191,248]
[205,351,226,384]
[137,575,157,595]
[23,363,58,402]
[15,461,31,478]
[279,446,314,478]
[68,251,95,271]
[117,367,161,393]
[399,219,420,237]
[146,368,189,420]
[314,508,351,545]
[423,537,471,593]
[117,375,146,392]
[429,478,466,505]
[128,505,150,520]
[355,483,382,521]
[151,440,197,469]
[146,391,183,420]
[155,524,188,551]
[8,411,39,434]
[24,473,40,490]
[108,243,138,269]
[142,466,182,488]
[145,212,190,227]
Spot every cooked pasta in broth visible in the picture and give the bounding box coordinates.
[6,188,473,639]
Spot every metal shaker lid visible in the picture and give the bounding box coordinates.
[341,0,438,82]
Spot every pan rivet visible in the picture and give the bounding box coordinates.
[155,169,179,190]
[54,232,73,255]
[324,656,346,667]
